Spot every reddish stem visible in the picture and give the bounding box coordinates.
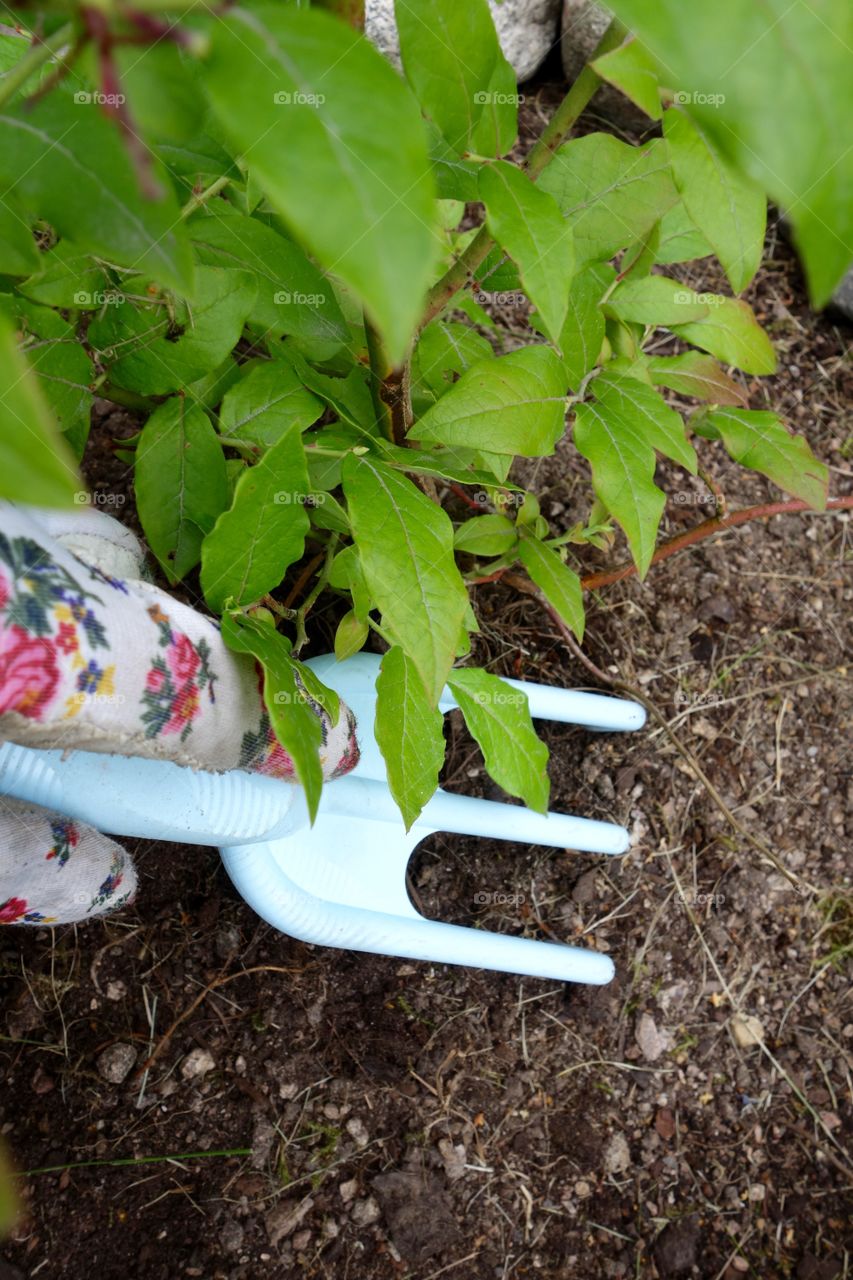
[580,496,853,592]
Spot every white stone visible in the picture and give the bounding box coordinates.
[602,1132,631,1175]
[181,1047,216,1080]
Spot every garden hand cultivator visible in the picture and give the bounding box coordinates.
[0,653,644,985]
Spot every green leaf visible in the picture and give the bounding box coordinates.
[592,36,662,119]
[0,191,39,275]
[480,160,574,343]
[606,273,710,325]
[647,352,746,406]
[91,267,257,395]
[655,201,713,264]
[0,93,193,294]
[278,348,374,433]
[334,609,369,661]
[606,0,853,304]
[219,360,323,449]
[538,135,678,266]
[469,51,519,158]
[188,208,348,348]
[113,40,204,144]
[202,5,437,363]
[2,297,93,458]
[135,397,229,581]
[201,424,311,612]
[426,119,480,200]
[454,513,517,557]
[574,371,697,576]
[517,534,585,641]
[448,666,549,812]
[663,107,766,294]
[556,265,609,391]
[26,338,93,461]
[375,645,446,829]
[411,320,493,414]
[342,454,468,704]
[394,0,499,152]
[18,238,105,309]
[185,358,243,412]
[220,611,324,821]
[669,296,776,375]
[0,313,79,507]
[695,407,828,510]
[412,345,568,457]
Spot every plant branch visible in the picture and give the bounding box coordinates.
[0,20,75,108]
[180,174,230,220]
[364,315,396,442]
[581,496,853,592]
[420,17,626,329]
[524,19,627,179]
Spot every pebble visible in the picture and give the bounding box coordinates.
[602,1133,631,1175]
[635,1013,666,1062]
[97,1042,137,1084]
[181,1047,216,1080]
[351,1196,381,1226]
[732,1014,765,1048]
[346,1117,368,1148]
[266,1197,314,1247]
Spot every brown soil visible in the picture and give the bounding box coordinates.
[1,75,852,1280]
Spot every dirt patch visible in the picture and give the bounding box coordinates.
[2,77,852,1280]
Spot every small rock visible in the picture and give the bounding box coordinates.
[653,1216,700,1277]
[219,1219,244,1254]
[266,1196,314,1247]
[731,1013,765,1048]
[372,1170,461,1262]
[339,1178,358,1204]
[352,1196,381,1227]
[31,1066,55,1095]
[181,1047,216,1080]
[438,1137,467,1182]
[571,869,598,904]
[574,1179,592,1198]
[602,1132,631,1175]
[655,1108,676,1141]
[292,1229,312,1251]
[105,980,126,1002]
[830,264,853,323]
[345,1117,368,1148]
[635,1012,665,1062]
[748,1183,766,1202]
[251,1116,276,1170]
[97,1042,137,1084]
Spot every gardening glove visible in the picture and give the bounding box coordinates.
[0,503,359,926]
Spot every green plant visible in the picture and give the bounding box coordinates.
[0,1,849,825]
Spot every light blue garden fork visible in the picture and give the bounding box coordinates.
[0,652,644,985]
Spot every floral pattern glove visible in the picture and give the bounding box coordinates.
[0,504,360,926]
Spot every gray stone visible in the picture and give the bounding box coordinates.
[97,1042,137,1084]
[561,0,649,130]
[830,266,853,322]
[365,0,561,83]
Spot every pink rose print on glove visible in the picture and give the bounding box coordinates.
[168,633,201,684]
[0,622,60,720]
[0,898,29,924]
